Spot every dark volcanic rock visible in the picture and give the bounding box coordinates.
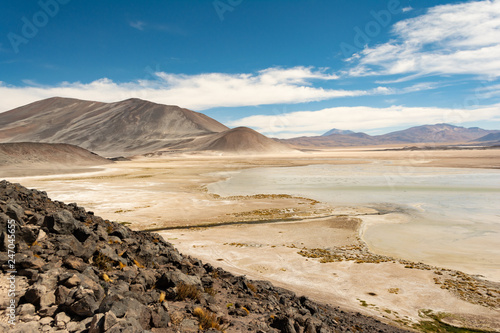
[0,180,412,333]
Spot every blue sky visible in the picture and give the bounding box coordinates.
[1,0,500,137]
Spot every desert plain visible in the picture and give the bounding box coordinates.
[2,147,500,331]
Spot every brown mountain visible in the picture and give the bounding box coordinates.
[281,124,500,148]
[191,127,294,154]
[376,124,496,143]
[0,142,111,167]
[0,97,229,157]
[153,127,295,155]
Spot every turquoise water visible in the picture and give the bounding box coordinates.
[208,164,500,280]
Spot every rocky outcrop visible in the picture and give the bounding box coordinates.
[0,180,410,332]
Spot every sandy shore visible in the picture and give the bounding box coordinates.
[159,217,500,330]
[2,148,500,330]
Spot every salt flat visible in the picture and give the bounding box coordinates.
[3,148,500,330]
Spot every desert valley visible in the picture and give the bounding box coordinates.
[0,97,499,332]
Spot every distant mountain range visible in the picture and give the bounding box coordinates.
[474,132,500,142]
[0,97,292,157]
[281,124,500,148]
[0,97,499,159]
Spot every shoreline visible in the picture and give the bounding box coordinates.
[159,215,500,331]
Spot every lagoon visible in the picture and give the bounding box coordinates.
[208,163,500,281]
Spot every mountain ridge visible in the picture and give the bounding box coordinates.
[2,98,499,155]
[0,97,229,157]
[282,124,500,148]
[168,127,296,155]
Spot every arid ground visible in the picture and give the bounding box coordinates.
[3,148,500,331]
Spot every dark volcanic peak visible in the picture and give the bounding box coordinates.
[0,181,410,332]
[0,97,229,157]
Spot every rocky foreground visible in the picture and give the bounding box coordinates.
[0,180,411,332]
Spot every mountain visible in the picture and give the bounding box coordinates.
[322,128,355,136]
[281,132,374,148]
[0,97,229,157]
[474,132,500,143]
[282,124,500,148]
[153,127,295,155]
[190,127,294,154]
[0,142,111,167]
[376,124,496,143]
[0,142,112,176]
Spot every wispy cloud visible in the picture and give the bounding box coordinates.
[229,104,500,138]
[348,0,500,78]
[475,83,500,99]
[128,20,186,35]
[0,67,386,112]
[129,20,146,31]
[0,66,443,112]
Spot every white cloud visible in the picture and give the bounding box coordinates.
[0,66,444,112]
[475,83,500,98]
[349,0,500,78]
[229,104,500,138]
[0,67,375,112]
[129,20,146,30]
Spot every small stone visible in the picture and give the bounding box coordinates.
[104,311,119,331]
[56,312,71,327]
[179,318,199,332]
[24,284,47,303]
[89,313,105,333]
[43,210,78,235]
[40,292,56,310]
[68,288,99,317]
[39,305,58,317]
[9,321,40,333]
[66,321,82,332]
[63,257,87,272]
[39,317,53,325]
[130,283,145,293]
[55,285,71,305]
[41,325,53,332]
[20,314,39,322]
[17,303,36,316]
[64,274,81,288]
[18,255,45,270]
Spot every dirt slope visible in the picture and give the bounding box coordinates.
[0,142,111,167]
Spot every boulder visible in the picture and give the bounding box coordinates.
[43,210,78,235]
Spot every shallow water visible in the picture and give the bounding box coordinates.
[208,163,500,281]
